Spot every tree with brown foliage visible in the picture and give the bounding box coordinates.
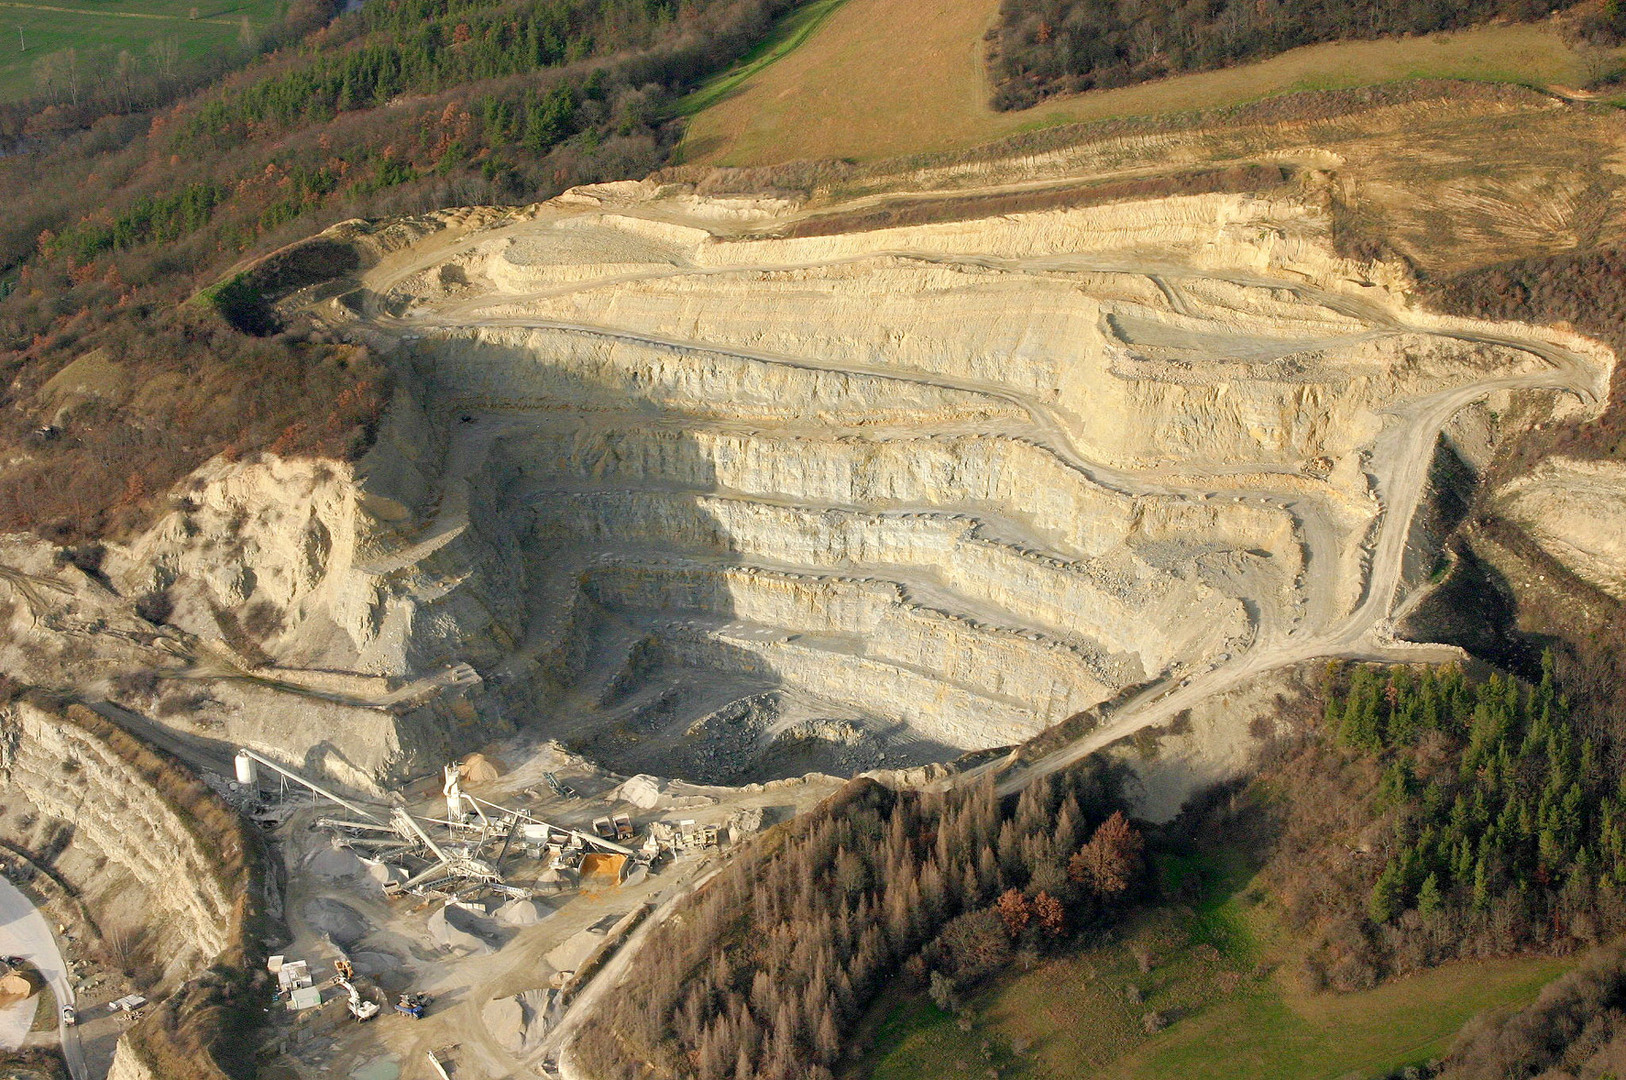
[572,763,1134,1080]
[1034,891,1066,936]
[1069,810,1143,896]
[995,888,1032,936]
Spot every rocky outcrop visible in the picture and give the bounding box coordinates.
[2,179,1605,791]
[0,701,234,985]
[0,397,510,792]
[1497,458,1626,602]
[0,700,263,1080]
[245,182,1605,779]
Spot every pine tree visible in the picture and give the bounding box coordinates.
[813,1004,840,1066]
[1417,872,1444,919]
[1369,859,1404,923]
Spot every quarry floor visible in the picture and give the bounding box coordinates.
[243,183,1617,1078]
[260,735,844,1080]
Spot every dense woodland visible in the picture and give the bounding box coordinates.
[574,768,1146,1079]
[1242,660,1626,994]
[0,0,802,542]
[987,0,1575,109]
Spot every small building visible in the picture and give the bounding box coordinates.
[276,960,313,992]
[288,986,323,1011]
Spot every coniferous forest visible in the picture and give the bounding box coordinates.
[1233,659,1626,995]
[574,768,1147,1080]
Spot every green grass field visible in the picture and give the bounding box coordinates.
[673,0,849,118]
[858,846,1575,1080]
[0,0,283,103]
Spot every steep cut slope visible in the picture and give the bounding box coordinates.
[256,178,1606,784]
[0,169,1603,794]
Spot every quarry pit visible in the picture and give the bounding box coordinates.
[280,180,1608,792]
[0,176,1614,1080]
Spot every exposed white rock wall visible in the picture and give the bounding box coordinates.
[582,562,1127,718]
[656,625,1047,749]
[44,181,1584,782]
[472,196,1549,479]
[429,325,1029,427]
[501,425,1302,568]
[1497,457,1626,601]
[530,491,1244,670]
[0,702,231,985]
[106,1044,161,1080]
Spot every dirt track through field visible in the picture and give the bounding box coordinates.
[681,5,1602,165]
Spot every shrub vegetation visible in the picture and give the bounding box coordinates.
[0,0,809,542]
[1246,659,1626,995]
[988,0,1573,109]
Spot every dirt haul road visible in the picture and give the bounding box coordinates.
[987,357,1604,797]
[307,189,1612,1066]
[0,878,84,1079]
[356,217,1607,793]
[314,190,1610,1076]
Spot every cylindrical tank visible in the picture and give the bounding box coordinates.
[234,750,259,786]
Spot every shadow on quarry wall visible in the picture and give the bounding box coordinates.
[419,332,962,784]
[1399,436,1476,600]
[1398,435,1552,683]
[1398,535,1548,683]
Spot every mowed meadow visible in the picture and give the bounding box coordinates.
[0,0,284,102]
[857,843,1576,1080]
[679,0,1616,165]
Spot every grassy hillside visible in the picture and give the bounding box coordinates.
[856,661,1614,1080]
[0,0,283,104]
[681,0,1615,165]
[860,886,1571,1080]
[673,0,850,117]
[985,0,1576,111]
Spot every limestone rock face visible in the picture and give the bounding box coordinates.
[0,702,232,988]
[1,180,1609,791]
[280,181,1604,777]
[1498,458,1626,601]
[0,388,510,790]
[106,1044,161,1080]
[616,774,663,808]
